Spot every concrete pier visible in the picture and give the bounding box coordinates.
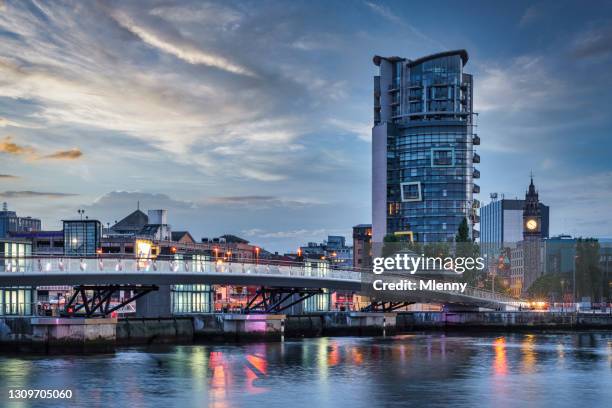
[1,317,116,353]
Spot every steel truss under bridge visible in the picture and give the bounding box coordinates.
[62,284,158,317]
[244,287,324,313]
[362,301,415,312]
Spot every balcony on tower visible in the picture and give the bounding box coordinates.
[473,184,480,194]
[473,168,480,179]
[472,134,480,145]
[473,153,480,163]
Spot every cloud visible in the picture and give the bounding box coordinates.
[364,1,401,23]
[0,137,82,160]
[206,195,320,208]
[0,174,18,179]
[110,10,256,77]
[364,1,446,50]
[0,136,35,156]
[519,5,540,27]
[41,148,83,160]
[571,25,612,59]
[0,191,77,198]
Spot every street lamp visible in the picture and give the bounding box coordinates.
[560,279,566,312]
[574,255,579,310]
[77,209,85,220]
[255,247,260,264]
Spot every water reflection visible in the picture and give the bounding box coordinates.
[0,332,610,407]
[493,337,508,376]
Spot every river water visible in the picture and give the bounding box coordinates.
[1,332,611,407]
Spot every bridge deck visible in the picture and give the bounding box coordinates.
[0,257,524,308]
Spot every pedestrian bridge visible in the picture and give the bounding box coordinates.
[0,256,525,309]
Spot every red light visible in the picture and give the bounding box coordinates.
[96,248,103,255]
[171,246,177,253]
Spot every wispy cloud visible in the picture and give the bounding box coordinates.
[0,191,78,198]
[519,4,540,27]
[110,10,256,77]
[41,148,83,160]
[0,137,82,160]
[0,174,18,179]
[571,24,612,59]
[364,1,401,23]
[0,136,35,156]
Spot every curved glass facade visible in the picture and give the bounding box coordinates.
[373,51,478,243]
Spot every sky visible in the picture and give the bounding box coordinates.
[0,0,611,252]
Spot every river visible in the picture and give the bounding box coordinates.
[1,332,611,407]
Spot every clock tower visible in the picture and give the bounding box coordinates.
[523,175,542,239]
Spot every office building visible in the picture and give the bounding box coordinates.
[353,224,372,269]
[63,219,102,256]
[9,230,64,255]
[480,193,549,267]
[372,50,479,243]
[0,202,41,238]
[0,238,35,316]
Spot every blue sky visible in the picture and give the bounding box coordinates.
[0,0,611,252]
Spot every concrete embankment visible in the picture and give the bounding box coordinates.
[2,312,611,353]
[396,311,612,331]
[0,317,116,353]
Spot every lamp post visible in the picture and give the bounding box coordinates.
[560,279,566,312]
[573,254,579,311]
[77,209,85,220]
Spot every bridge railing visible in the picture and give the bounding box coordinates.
[0,256,522,305]
[0,256,363,282]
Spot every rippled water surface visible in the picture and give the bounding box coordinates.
[1,332,611,407]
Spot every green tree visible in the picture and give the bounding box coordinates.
[575,238,603,302]
[454,218,481,285]
[527,273,570,300]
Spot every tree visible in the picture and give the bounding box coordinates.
[454,218,481,285]
[527,273,570,300]
[575,238,603,302]
[455,217,470,243]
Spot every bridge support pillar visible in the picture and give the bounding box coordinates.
[220,314,285,341]
[136,285,172,318]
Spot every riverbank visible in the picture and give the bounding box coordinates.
[1,311,611,353]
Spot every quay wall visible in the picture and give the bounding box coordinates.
[2,312,611,353]
[396,311,612,331]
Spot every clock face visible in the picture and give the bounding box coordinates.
[526,219,538,231]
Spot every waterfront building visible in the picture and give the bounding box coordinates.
[507,178,548,297]
[0,238,35,316]
[9,230,64,255]
[352,224,372,269]
[0,202,41,238]
[372,50,479,244]
[480,194,549,268]
[63,219,102,256]
[109,208,149,235]
[542,235,576,276]
[299,235,353,268]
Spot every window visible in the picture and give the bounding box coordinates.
[400,182,422,202]
[431,148,454,167]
